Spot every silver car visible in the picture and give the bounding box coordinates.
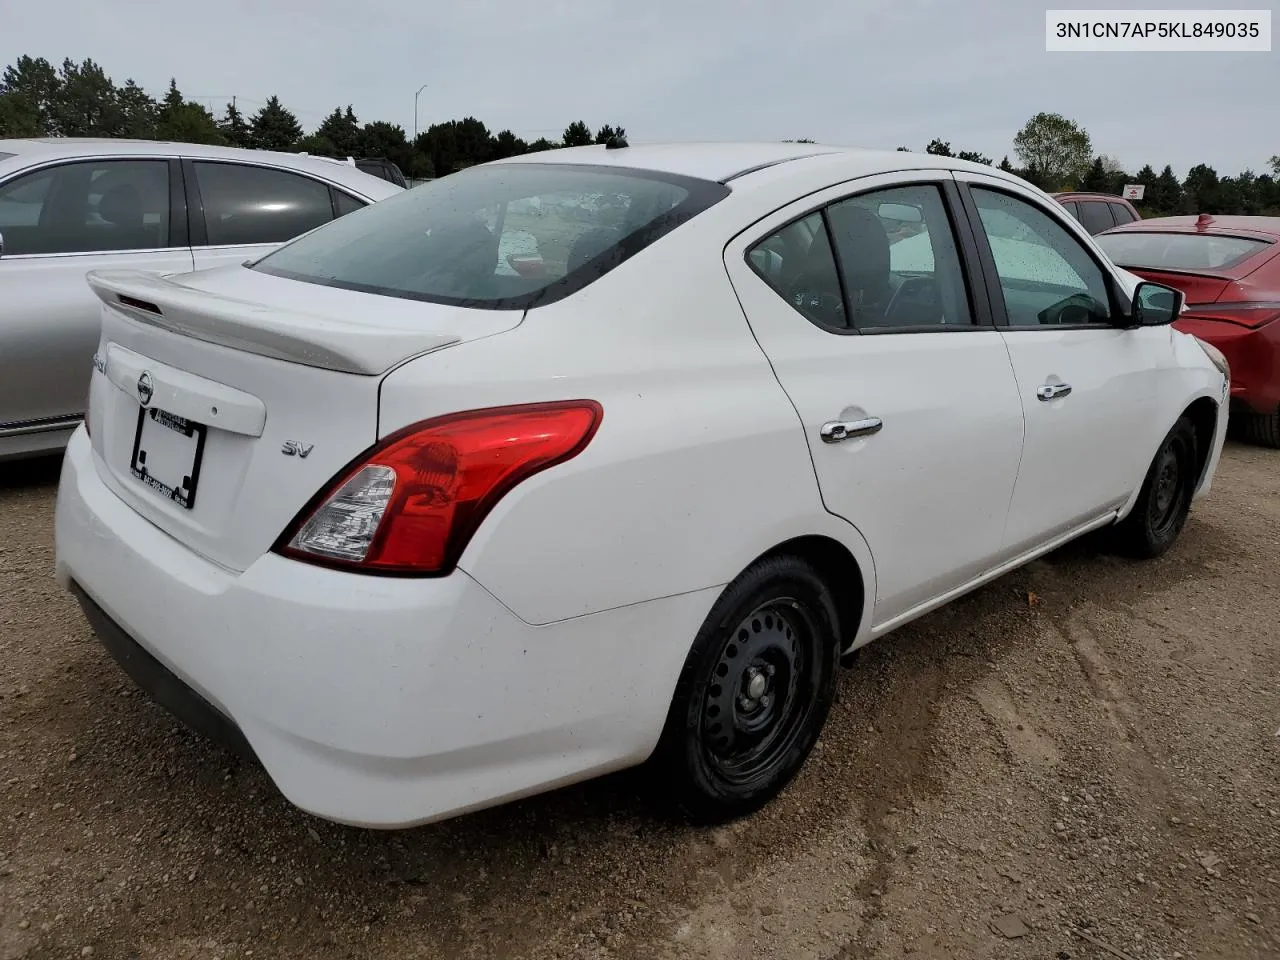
[0,139,402,461]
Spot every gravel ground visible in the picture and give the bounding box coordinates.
[1,443,1277,960]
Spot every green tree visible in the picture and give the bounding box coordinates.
[1270,155,1280,177]
[561,120,592,147]
[998,156,1016,173]
[220,100,250,147]
[1,56,60,135]
[1183,163,1220,212]
[925,138,952,156]
[116,79,157,139]
[296,133,336,155]
[526,137,558,153]
[1080,157,1109,191]
[896,146,911,152]
[491,129,529,159]
[357,121,415,174]
[594,124,626,145]
[153,79,224,144]
[1013,112,1092,191]
[1149,165,1182,213]
[316,105,361,156]
[0,91,43,136]
[956,150,992,165]
[249,95,302,151]
[50,57,122,136]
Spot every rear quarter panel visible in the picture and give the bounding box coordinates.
[376,222,877,629]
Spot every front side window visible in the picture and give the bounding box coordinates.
[193,162,334,247]
[0,159,170,255]
[1095,231,1271,272]
[972,187,1112,327]
[827,185,972,328]
[254,163,727,310]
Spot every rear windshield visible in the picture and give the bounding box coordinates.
[1096,231,1271,271]
[253,162,730,309]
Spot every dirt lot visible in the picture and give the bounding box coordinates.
[1,443,1277,960]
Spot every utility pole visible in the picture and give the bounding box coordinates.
[413,84,428,142]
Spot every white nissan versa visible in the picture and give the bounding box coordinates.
[54,142,1229,829]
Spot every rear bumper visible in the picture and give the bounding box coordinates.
[72,584,256,761]
[55,428,714,828]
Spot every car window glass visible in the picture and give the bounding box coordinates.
[0,159,169,255]
[972,187,1111,327]
[1060,200,1081,222]
[1095,231,1271,270]
[1078,201,1115,235]
[333,191,365,217]
[1109,203,1136,225]
[827,185,972,329]
[748,212,846,331]
[255,164,721,309]
[194,162,334,246]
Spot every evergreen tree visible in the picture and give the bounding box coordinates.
[249,95,302,151]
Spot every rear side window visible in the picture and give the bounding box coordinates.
[1109,202,1137,225]
[1095,231,1272,271]
[193,162,334,246]
[0,159,170,255]
[1061,200,1081,222]
[254,163,729,309]
[333,191,365,217]
[1077,201,1116,235]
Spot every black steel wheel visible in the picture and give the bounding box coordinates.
[654,554,841,822]
[1113,415,1198,559]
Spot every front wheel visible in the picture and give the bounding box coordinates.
[1112,415,1199,559]
[653,555,841,823]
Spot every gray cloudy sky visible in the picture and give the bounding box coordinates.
[5,0,1275,175]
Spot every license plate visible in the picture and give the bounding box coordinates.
[130,405,207,510]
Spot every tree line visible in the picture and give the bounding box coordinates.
[897,112,1280,217]
[3,57,1277,215]
[0,56,624,179]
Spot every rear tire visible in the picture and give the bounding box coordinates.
[1112,416,1198,559]
[653,555,840,824]
[1240,406,1280,449]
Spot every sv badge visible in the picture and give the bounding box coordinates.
[281,441,314,459]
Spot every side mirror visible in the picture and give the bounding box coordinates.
[1132,281,1183,326]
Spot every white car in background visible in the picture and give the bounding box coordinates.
[0,138,401,461]
[55,142,1227,829]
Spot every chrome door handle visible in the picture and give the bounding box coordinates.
[820,417,883,443]
[1036,383,1072,401]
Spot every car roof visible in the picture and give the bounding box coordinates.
[0,137,402,200]
[490,140,1007,186]
[1052,191,1132,202]
[1101,215,1280,240]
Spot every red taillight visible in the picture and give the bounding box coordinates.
[276,401,603,575]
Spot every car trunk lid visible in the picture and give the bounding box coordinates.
[84,267,521,572]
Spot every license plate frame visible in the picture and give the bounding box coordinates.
[129,405,208,511]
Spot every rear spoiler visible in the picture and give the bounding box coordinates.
[86,270,460,376]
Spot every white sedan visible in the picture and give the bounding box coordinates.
[54,142,1229,829]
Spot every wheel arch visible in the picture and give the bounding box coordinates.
[1116,391,1222,522]
[743,533,870,656]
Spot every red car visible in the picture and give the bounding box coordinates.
[1096,215,1280,447]
[1052,191,1142,235]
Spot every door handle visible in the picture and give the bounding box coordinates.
[821,417,883,443]
[1036,383,1072,401]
